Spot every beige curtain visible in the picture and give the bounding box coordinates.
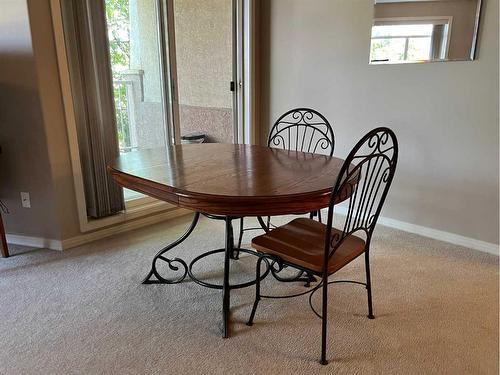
[59,0,124,218]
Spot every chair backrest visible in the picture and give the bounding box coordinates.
[325,127,398,259]
[267,108,335,156]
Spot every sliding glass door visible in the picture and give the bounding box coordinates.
[105,0,171,200]
[105,0,238,170]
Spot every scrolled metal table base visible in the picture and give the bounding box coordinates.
[143,212,200,284]
[142,212,269,338]
[188,248,270,290]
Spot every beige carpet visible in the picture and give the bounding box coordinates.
[0,215,498,374]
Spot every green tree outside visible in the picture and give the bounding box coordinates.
[105,0,131,151]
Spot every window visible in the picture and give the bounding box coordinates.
[105,0,169,201]
[105,0,134,153]
[370,21,450,64]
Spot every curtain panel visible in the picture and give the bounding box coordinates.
[59,0,124,218]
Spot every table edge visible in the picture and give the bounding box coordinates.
[108,166,334,216]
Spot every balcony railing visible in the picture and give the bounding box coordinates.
[113,78,138,153]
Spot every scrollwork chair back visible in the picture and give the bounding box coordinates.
[267,108,335,156]
[325,127,398,261]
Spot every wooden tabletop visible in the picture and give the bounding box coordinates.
[109,144,346,216]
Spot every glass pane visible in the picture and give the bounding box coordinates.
[372,24,433,38]
[407,37,432,61]
[370,38,406,63]
[173,0,234,144]
[105,0,168,200]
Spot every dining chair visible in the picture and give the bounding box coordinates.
[236,108,335,250]
[246,127,398,365]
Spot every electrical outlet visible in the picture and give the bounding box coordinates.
[20,192,31,208]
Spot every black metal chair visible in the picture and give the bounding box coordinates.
[246,127,398,365]
[237,108,335,249]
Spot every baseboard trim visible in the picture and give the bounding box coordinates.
[6,234,63,251]
[331,207,499,256]
[62,207,191,249]
[377,216,499,255]
[8,207,498,256]
[7,207,192,251]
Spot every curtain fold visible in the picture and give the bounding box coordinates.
[60,0,124,218]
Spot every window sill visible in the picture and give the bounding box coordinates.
[80,197,179,233]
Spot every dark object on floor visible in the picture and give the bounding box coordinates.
[181,132,205,144]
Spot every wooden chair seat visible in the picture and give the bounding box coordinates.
[252,218,365,274]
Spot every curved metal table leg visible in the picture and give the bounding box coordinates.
[143,213,270,338]
[237,217,244,250]
[257,216,270,232]
[202,213,240,260]
[237,216,269,252]
[143,212,200,284]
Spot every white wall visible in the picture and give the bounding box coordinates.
[174,0,232,108]
[260,0,499,244]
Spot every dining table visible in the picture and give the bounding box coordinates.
[108,143,348,337]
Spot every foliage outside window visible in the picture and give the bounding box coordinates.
[105,0,132,152]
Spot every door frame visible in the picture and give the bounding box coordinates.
[158,0,181,145]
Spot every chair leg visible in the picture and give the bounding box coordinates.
[309,211,322,223]
[247,256,264,326]
[364,250,374,319]
[237,217,244,250]
[320,273,329,365]
[304,272,316,287]
[222,217,234,338]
